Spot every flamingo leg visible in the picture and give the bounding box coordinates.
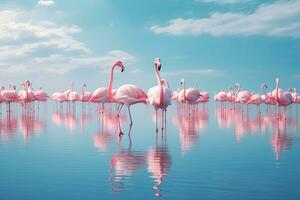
[161,110,164,131]
[127,106,133,126]
[155,110,158,133]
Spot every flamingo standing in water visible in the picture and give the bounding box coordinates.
[80,84,92,102]
[106,60,148,136]
[147,58,172,132]
[247,83,264,113]
[178,79,201,104]
[1,84,19,113]
[34,87,48,102]
[275,78,292,120]
[234,83,251,109]
[291,88,300,104]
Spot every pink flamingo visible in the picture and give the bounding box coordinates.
[226,86,235,103]
[18,81,35,105]
[247,84,265,113]
[111,60,148,135]
[147,58,172,132]
[261,83,277,105]
[178,79,201,104]
[291,88,300,103]
[34,87,48,102]
[194,83,209,103]
[275,78,292,107]
[214,90,228,103]
[234,83,251,104]
[1,84,19,113]
[80,83,92,102]
[63,82,73,101]
[171,88,180,101]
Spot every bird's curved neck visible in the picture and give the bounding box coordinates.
[182,80,186,100]
[108,63,118,98]
[235,84,241,98]
[294,88,298,102]
[154,64,163,105]
[276,80,279,103]
[82,85,85,96]
[261,84,267,98]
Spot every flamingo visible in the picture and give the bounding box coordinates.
[292,88,300,103]
[1,84,19,112]
[235,83,251,104]
[34,87,48,102]
[111,60,148,135]
[214,91,228,103]
[275,78,292,107]
[80,84,92,102]
[178,79,201,104]
[247,84,264,113]
[261,83,277,105]
[194,83,209,103]
[147,58,172,132]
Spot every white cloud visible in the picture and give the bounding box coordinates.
[38,0,55,6]
[162,69,224,76]
[0,9,136,74]
[151,0,300,38]
[198,0,250,4]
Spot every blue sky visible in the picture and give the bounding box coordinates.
[0,0,299,93]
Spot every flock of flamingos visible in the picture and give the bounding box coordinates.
[0,58,299,196]
[0,58,299,136]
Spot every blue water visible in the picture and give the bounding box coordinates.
[0,102,299,200]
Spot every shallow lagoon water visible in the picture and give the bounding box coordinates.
[0,102,299,200]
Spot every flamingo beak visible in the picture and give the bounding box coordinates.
[121,67,124,72]
[158,63,161,71]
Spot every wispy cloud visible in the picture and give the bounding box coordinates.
[0,9,136,74]
[151,0,300,38]
[37,0,55,6]
[293,74,300,79]
[198,0,250,4]
[162,69,224,76]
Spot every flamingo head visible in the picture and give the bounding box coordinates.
[180,78,185,85]
[12,85,16,90]
[0,86,4,90]
[275,78,279,85]
[234,83,240,89]
[262,83,267,89]
[114,60,125,72]
[154,57,161,71]
[83,83,87,88]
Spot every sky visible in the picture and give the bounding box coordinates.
[0,0,299,93]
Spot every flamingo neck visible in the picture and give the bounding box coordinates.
[82,85,85,96]
[182,79,186,100]
[25,83,28,101]
[154,64,163,105]
[261,84,268,99]
[276,79,279,104]
[108,64,119,98]
[235,84,241,98]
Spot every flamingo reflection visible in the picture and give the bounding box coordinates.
[147,133,171,197]
[109,135,146,191]
[173,104,208,153]
[0,113,18,140]
[19,110,46,143]
[215,106,298,160]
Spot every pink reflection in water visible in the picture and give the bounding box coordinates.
[93,110,126,152]
[52,106,92,133]
[109,136,146,191]
[214,106,298,160]
[147,134,171,197]
[172,104,209,153]
[19,110,46,143]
